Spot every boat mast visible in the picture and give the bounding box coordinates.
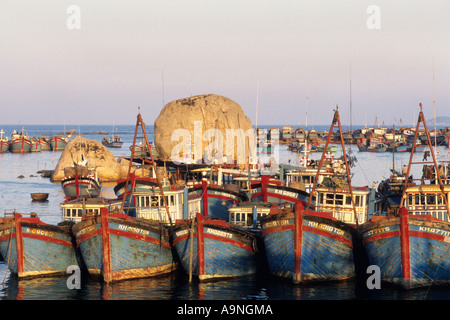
[306,107,359,226]
[120,108,173,225]
[400,103,449,219]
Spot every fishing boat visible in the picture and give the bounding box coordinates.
[356,139,387,152]
[50,135,69,151]
[61,162,102,199]
[359,104,450,289]
[9,127,31,153]
[39,136,52,151]
[0,129,9,153]
[0,212,79,278]
[73,113,179,283]
[171,212,258,281]
[260,107,364,284]
[102,133,123,148]
[72,208,176,283]
[30,138,42,152]
[261,203,356,284]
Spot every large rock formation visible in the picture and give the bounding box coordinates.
[51,136,148,182]
[154,94,254,167]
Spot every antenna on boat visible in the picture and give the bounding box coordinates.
[120,111,173,225]
[399,103,449,219]
[306,106,360,226]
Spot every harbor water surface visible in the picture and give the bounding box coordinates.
[1,124,450,300]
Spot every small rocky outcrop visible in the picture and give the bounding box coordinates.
[51,136,149,182]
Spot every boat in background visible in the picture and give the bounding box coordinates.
[102,135,123,148]
[50,135,69,151]
[30,138,42,152]
[171,212,258,281]
[0,129,9,153]
[0,212,79,279]
[9,127,31,153]
[39,136,52,151]
[61,161,102,199]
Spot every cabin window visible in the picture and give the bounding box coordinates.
[355,196,360,206]
[409,195,414,206]
[335,194,343,205]
[326,194,334,205]
[426,195,436,205]
[345,196,352,205]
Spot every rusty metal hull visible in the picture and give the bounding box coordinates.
[359,209,450,289]
[261,207,355,284]
[73,210,176,283]
[171,213,258,281]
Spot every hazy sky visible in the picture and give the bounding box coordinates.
[1,0,449,126]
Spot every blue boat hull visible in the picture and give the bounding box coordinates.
[359,208,450,289]
[171,213,257,281]
[188,182,247,221]
[72,210,176,283]
[0,214,78,278]
[261,206,355,283]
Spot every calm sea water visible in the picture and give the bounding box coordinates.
[1,123,450,302]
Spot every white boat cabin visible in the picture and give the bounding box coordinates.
[61,197,122,222]
[131,186,185,224]
[314,186,373,225]
[228,203,274,229]
[404,185,450,222]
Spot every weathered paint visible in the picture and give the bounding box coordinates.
[61,176,101,199]
[251,182,311,208]
[261,204,355,284]
[359,208,450,289]
[73,208,176,283]
[171,213,257,281]
[0,214,78,278]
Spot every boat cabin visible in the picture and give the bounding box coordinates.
[314,186,374,225]
[228,202,281,229]
[403,185,450,222]
[61,197,122,222]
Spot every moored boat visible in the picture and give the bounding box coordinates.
[0,212,79,278]
[39,136,52,151]
[9,127,31,153]
[72,208,176,283]
[50,135,69,151]
[0,129,9,153]
[61,164,102,199]
[359,104,450,289]
[30,138,42,152]
[261,203,356,283]
[102,135,123,148]
[171,212,258,281]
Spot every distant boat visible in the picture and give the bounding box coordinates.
[9,127,31,153]
[356,141,387,152]
[102,135,123,148]
[30,138,42,152]
[61,161,102,199]
[0,129,9,153]
[50,136,69,151]
[0,212,79,279]
[39,136,52,151]
[171,212,258,281]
